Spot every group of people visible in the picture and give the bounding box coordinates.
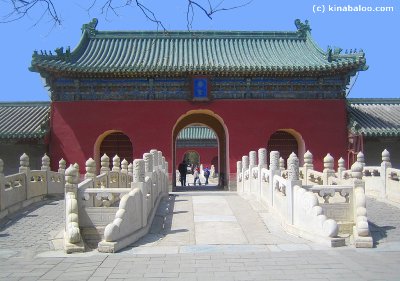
[178,160,210,187]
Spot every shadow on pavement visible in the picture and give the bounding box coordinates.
[369,221,396,246]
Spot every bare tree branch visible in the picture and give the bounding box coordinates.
[187,0,253,20]
[0,0,61,25]
[1,0,253,31]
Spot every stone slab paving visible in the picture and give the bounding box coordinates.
[0,197,65,258]
[366,197,400,246]
[1,192,400,280]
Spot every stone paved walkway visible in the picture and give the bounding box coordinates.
[0,192,400,280]
[0,197,64,258]
[366,197,400,245]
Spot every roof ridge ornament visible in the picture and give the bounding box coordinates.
[81,18,98,36]
[294,19,311,37]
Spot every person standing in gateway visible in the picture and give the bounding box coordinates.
[178,160,187,186]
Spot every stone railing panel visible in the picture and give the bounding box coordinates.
[308,185,353,227]
[362,166,382,197]
[307,170,324,185]
[103,188,144,243]
[47,171,65,194]
[94,173,107,189]
[78,188,131,228]
[386,167,400,203]
[2,173,27,210]
[28,170,48,199]
[108,171,120,188]
[272,175,288,220]
[293,185,339,238]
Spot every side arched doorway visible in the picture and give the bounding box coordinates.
[95,131,133,171]
[172,110,228,189]
[267,129,305,167]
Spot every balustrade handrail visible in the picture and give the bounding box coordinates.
[237,149,373,248]
[78,187,131,194]
[273,175,287,187]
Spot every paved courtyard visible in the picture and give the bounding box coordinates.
[1,191,400,280]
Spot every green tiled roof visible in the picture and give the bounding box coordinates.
[177,126,216,140]
[348,99,400,137]
[0,102,50,140]
[30,19,367,78]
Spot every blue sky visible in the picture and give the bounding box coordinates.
[0,0,398,101]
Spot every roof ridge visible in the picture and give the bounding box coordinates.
[93,30,304,39]
[0,101,50,106]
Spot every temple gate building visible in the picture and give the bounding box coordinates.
[28,19,372,189]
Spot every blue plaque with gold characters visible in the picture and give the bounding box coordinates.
[192,78,209,100]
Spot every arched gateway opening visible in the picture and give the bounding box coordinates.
[172,110,228,189]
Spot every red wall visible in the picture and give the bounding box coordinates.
[50,99,348,179]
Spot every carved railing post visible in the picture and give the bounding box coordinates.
[288,153,299,181]
[241,155,249,192]
[269,151,280,206]
[162,157,168,192]
[249,151,257,167]
[41,153,50,171]
[84,158,96,180]
[128,163,133,176]
[248,151,257,193]
[133,159,145,184]
[132,159,146,227]
[150,149,158,171]
[58,158,66,174]
[257,148,267,198]
[287,153,301,225]
[64,164,83,252]
[100,154,110,174]
[351,161,372,247]
[279,157,285,171]
[121,159,129,174]
[162,156,166,171]
[157,151,163,168]
[19,153,30,199]
[269,151,279,171]
[357,152,365,169]
[19,153,30,174]
[303,150,313,185]
[380,149,391,199]
[303,150,314,169]
[237,160,242,189]
[258,148,267,168]
[112,155,120,172]
[143,153,153,175]
[241,154,249,176]
[73,163,80,183]
[323,153,335,185]
[142,153,154,201]
[337,157,346,179]
[128,162,133,183]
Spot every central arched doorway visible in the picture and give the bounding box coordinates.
[172,110,228,189]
